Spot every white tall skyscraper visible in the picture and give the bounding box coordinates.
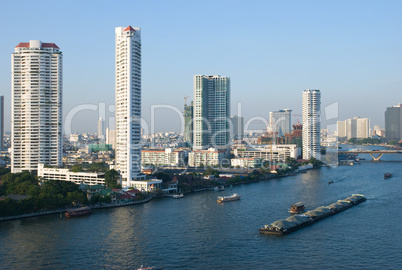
[302,89,321,160]
[115,26,143,187]
[11,40,62,173]
[193,75,230,150]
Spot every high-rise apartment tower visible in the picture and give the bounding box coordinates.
[193,75,230,150]
[11,40,62,173]
[115,26,143,187]
[302,89,321,160]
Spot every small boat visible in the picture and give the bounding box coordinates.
[289,202,305,214]
[213,186,225,192]
[64,206,91,218]
[138,266,163,270]
[328,180,334,184]
[384,173,392,179]
[217,193,241,203]
[172,193,184,199]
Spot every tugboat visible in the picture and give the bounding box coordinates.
[384,173,392,179]
[289,202,305,214]
[64,206,92,218]
[217,193,241,203]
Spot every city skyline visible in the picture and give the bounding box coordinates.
[0,1,401,134]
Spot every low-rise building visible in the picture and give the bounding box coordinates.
[131,179,163,193]
[234,144,298,163]
[231,157,262,168]
[141,148,185,167]
[188,148,226,167]
[37,164,105,185]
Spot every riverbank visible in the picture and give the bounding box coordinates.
[0,197,153,222]
[0,166,315,222]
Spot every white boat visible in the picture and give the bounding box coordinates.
[217,193,241,203]
[213,186,225,192]
[172,193,184,199]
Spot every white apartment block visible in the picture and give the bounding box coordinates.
[37,164,105,186]
[188,148,226,167]
[302,89,321,160]
[115,26,143,187]
[12,40,63,173]
[142,148,185,167]
[193,75,230,150]
[233,144,298,162]
[337,117,370,139]
[106,127,116,149]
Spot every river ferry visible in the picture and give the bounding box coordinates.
[217,193,241,203]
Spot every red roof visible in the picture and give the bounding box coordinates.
[15,42,29,48]
[15,42,59,49]
[127,189,140,194]
[124,25,136,32]
[42,43,59,49]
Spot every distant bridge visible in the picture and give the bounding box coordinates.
[338,150,402,161]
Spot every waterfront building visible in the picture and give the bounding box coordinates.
[141,148,185,167]
[337,117,370,139]
[231,157,262,168]
[11,40,63,173]
[131,179,163,193]
[193,75,230,150]
[183,101,193,144]
[106,127,116,149]
[230,115,244,141]
[269,109,292,137]
[233,144,298,163]
[115,26,144,187]
[188,148,226,167]
[37,164,106,186]
[98,117,105,141]
[302,89,321,160]
[0,96,3,151]
[385,103,402,142]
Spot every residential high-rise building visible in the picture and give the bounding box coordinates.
[302,89,321,160]
[183,101,193,144]
[98,117,105,141]
[11,40,62,173]
[269,109,292,137]
[0,96,3,151]
[337,120,346,138]
[337,117,370,139]
[115,26,143,187]
[193,75,230,150]
[106,127,116,150]
[230,115,244,141]
[385,103,402,142]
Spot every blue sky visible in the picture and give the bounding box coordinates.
[0,0,401,134]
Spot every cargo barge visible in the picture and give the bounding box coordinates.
[260,194,366,235]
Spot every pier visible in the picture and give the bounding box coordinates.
[260,194,366,235]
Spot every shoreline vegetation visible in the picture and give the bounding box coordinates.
[0,157,323,221]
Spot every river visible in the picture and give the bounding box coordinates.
[1,145,401,269]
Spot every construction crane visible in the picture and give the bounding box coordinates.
[184,96,190,106]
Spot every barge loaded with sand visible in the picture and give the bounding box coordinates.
[260,194,366,235]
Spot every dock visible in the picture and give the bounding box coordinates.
[260,194,366,235]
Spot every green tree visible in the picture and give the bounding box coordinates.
[70,164,83,172]
[105,169,121,189]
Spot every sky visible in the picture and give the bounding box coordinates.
[0,0,401,134]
